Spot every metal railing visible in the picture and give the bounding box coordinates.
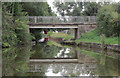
[25,16,96,24]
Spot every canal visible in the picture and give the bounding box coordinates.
[2,39,120,77]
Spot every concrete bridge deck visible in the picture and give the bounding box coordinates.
[28,23,96,28]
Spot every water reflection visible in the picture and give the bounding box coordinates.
[28,63,95,76]
[28,58,119,76]
[28,43,120,76]
[39,38,49,43]
[30,43,61,59]
[30,43,77,59]
[2,41,120,76]
[55,48,72,58]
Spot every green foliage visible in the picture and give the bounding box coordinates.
[54,2,101,16]
[97,4,119,37]
[22,2,55,16]
[15,18,32,44]
[2,3,32,47]
[30,29,42,41]
[54,2,83,16]
[2,43,10,47]
[116,2,120,13]
[2,4,17,47]
[82,2,101,16]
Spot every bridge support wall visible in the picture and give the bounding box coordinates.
[78,25,97,35]
[74,28,80,40]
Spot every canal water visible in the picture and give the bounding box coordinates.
[2,39,120,77]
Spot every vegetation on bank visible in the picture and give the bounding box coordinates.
[2,3,32,48]
[51,29,118,45]
[75,29,118,45]
[50,32,74,40]
[97,4,120,37]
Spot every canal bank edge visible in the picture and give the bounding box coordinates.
[61,41,120,52]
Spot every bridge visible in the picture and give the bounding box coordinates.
[26,16,97,39]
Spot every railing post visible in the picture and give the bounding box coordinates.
[35,16,37,23]
[52,16,53,24]
[95,16,97,23]
[82,16,84,23]
[89,16,90,23]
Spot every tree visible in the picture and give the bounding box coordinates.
[22,2,55,16]
[97,4,119,37]
[82,2,101,16]
[2,2,32,47]
[54,2,83,16]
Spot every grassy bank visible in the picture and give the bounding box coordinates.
[51,32,74,40]
[50,29,118,45]
[75,29,118,45]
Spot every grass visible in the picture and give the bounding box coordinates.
[75,29,119,45]
[51,32,74,40]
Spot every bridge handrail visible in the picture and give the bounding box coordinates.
[25,16,96,24]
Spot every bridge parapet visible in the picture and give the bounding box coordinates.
[26,16,96,24]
